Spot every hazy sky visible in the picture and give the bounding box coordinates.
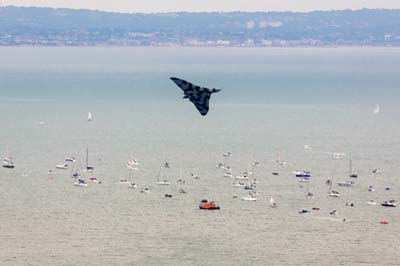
[2,0,400,13]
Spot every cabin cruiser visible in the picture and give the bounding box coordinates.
[337,181,354,187]
[129,182,138,188]
[294,171,311,178]
[298,208,310,214]
[329,190,340,197]
[140,187,150,193]
[199,199,220,210]
[381,200,396,207]
[241,192,257,201]
[2,157,15,169]
[56,163,69,169]
[74,179,88,187]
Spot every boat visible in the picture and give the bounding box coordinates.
[65,157,76,163]
[88,176,99,183]
[164,194,173,198]
[349,152,358,178]
[87,111,92,122]
[272,172,279,176]
[244,183,257,190]
[126,158,139,170]
[85,148,94,172]
[3,157,15,169]
[294,171,311,178]
[156,161,171,185]
[332,153,345,160]
[270,196,277,207]
[367,200,377,205]
[233,182,246,187]
[140,187,150,193]
[299,177,310,183]
[373,104,380,114]
[298,209,310,214]
[74,179,88,187]
[119,178,129,183]
[179,188,187,194]
[276,152,287,165]
[330,210,338,215]
[199,199,220,210]
[368,185,375,192]
[307,192,314,198]
[56,163,69,169]
[381,200,396,207]
[337,181,354,187]
[241,192,257,201]
[129,182,138,188]
[329,190,340,197]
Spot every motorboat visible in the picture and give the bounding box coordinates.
[233,182,245,187]
[272,172,279,176]
[164,194,173,198]
[368,186,375,192]
[299,177,310,183]
[381,200,396,207]
[330,210,338,215]
[74,179,88,187]
[156,180,170,185]
[56,163,69,169]
[65,157,76,163]
[307,192,314,198]
[179,188,187,194]
[140,187,150,193]
[298,209,310,214]
[337,181,354,187]
[241,192,257,201]
[129,182,138,188]
[367,200,377,205]
[119,178,129,183]
[270,196,277,207]
[199,199,220,210]
[329,190,340,197]
[3,157,15,169]
[88,176,99,183]
[294,171,311,178]
[244,184,257,190]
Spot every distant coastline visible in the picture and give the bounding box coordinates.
[1,6,400,47]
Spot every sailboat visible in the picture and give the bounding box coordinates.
[349,152,358,178]
[270,196,277,207]
[85,148,94,172]
[156,161,171,185]
[276,152,287,165]
[87,112,92,122]
[373,104,380,114]
[328,173,340,197]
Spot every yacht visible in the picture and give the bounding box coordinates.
[3,157,15,169]
[56,163,69,169]
[74,179,88,187]
[337,181,354,187]
[381,200,396,207]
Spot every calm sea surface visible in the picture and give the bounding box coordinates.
[0,47,399,265]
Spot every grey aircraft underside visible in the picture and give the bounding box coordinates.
[170,77,220,116]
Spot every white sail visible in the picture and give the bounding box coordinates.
[373,104,380,114]
[270,196,277,207]
[87,112,92,122]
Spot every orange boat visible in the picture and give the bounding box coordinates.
[199,199,220,210]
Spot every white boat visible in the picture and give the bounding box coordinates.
[276,152,287,165]
[337,181,354,187]
[299,177,310,183]
[140,187,150,193]
[74,179,88,187]
[65,157,76,163]
[373,104,380,114]
[233,182,246,187]
[381,200,396,207]
[368,185,375,192]
[56,163,69,169]
[129,182,138,188]
[88,176,99,183]
[241,193,257,201]
[329,190,340,197]
[87,111,92,122]
[270,196,277,207]
[293,171,311,178]
[223,172,233,178]
[156,161,171,185]
[367,200,377,205]
[126,158,139,170]
[3,157,15,169]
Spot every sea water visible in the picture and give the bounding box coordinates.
[0,47,399,265]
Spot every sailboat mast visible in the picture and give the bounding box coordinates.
[86,148,89,169]
[349,152,352,175]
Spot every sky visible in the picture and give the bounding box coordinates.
[2,0,400,13]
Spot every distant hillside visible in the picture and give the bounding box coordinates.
[1,6,400,46]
